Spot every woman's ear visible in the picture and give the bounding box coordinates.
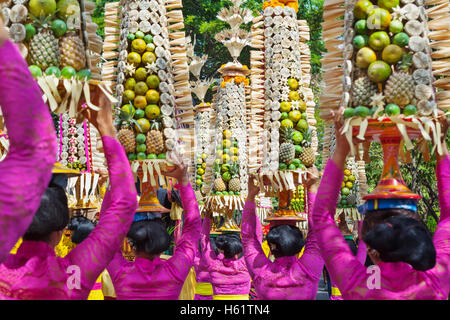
[367,247,381,264]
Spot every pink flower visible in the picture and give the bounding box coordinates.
[68,119,76,125]
[68,127,76,135]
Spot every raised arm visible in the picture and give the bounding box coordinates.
[66,99,138,296]
[433,121,450,278]
[200,215,216,269]
[356,221,368,264]
[312,112,369,299]
[163,152,201,282]
[0,38,56,262]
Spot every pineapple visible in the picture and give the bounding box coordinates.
[300,129,315,167]
[59,32,87,71]
[29,16,61,71]
[384,71,415,107]
[115,111,136,154]
[146,121,165,154]
[228,162,241,193]
[279,127,295,165]
[397,52,413,71]
[352,76,378,107]
[213,162,226,192]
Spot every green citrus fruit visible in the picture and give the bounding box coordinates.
[280,101,292,113]
[56,0,79,20]
[355,19,369,34]
[279,163,288,170]
[135,31,145,39]
[125,78,136,90]
[355,106,371,117]
[51,19,67,37]
[145,89,160,104]
[377,0,399,12]
[393,32,409,47]
[281,112,289,120]
[389,20,403,33]
[385,103,401,116]
[146,153,157,159]
[135,118,150,133]
[287,78,299,90]
[145,104,160,120]
[296,119,308,132]
[127,52,141,66]
[344,108,356,118]
[281,118,294,128]
[367,8,391,30]
[142,52,156,65]
[136,144,147,153]
[146,43,156,52]
[288,164,297,170]
[292,131,304,144]
[137,152,146,160]
[45,66,61,77]
[134,109,145,119]
[382,44,404,64]
[134,81,148,96]
[25,24,36,41]
[135,67,148,81]
[295,145,303,155]
[354,0,374,20]
[289,91,300,101]
[127,33,135,41]
[121,104,135,117]
[133,95,147,109]
[353,35,368,49]
[222,172,231,182]
[128,153,137,161]
[123,89,136,103]
[132,39,146,54]
[368,31,390,51]
[76,69,91,80]
[29,65,42,78]
[146,74,160,89]
[289,110,302,123]
[356,47,377,68]
[30,0,57,18]
[61,66,76,79]
[367,60,391,82]
[158,153,166,159]
[403,104,417,116]
[144,35,153,43]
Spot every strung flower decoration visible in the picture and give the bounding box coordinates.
[145,62,158,75]
[392,5,407,22]
[124,62,136,76]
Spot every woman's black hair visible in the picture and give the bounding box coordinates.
[127,219,170,255]
[266,225,304,258]
[215,233,243,259]
[361,208,420,238]
[345,237,358,256]
[23,184,69,242]
[68,216,96,244]
[363,215,436,271]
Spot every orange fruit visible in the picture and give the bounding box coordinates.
[127,52,141,66]
[142,52,156,65]
[145,89,160,104]
[135,68,148,81]
[145,104,160,120]
[134,82,148,96]
[131,39,146,54]
[146,74,160,89]
[280,101,292,113]
[135,118,150,133]
[368,60,391,83]
[367,8,391,30]
[354,0,374,20]
[381,44,404,64]
[356,47,377,68]
[134,96,147,109]
[123,90,135,103]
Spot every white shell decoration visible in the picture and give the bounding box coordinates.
[412,52,429,69]
[415,84,433,100]
[138,9,151,21]
[160,93,171,104]
[138,0,151,10]
[161,104,174,116]
[151,23,162,35]
[128,21,139,33]
[408,36,425,52]
[165,139,176,151]
[417,100,436,116]
[153,35,163,46]
[162,116,173,128]
[413,69,431,85]
[158,69,168,81]
[403,3,419,20]
[139,20,151,33]
[9,23,25,42]
[129,1,138,10]
[10,4,27,23]
[404,20,423,36]
[1,8,10,25]
[163,128,176,139]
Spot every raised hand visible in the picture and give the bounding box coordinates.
[0,16,9,47]
[81,87,116,138]
[305,166,320,192]
[247,174,260,202]
[162,150,189,186]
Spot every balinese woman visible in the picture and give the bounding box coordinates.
[106,153,201,300]
[200,213,251,300]
[0,17,57,263]
[0,98,138,299]
[240,168,324,300]
[312,109,449,299]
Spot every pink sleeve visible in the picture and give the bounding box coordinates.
[66,136,138,292]
[106,250,128,282]
[356,221,367,264]
[312,160,368,298]
[299,192,325,279]
[433,154,450,276]
[0,40,56,262]
[167,182,201,282]
[241,201,270,279]
[200,216,216,269]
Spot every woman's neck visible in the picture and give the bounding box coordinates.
[136,251,159,260]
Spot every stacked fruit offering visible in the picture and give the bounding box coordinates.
[116,27,175,162]
[195,152,208,194]
[343,0,441,119]
[337,167,358,209]
[289,184,305,213]
[2,0,92,80]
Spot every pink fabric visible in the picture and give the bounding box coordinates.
[0,40,57,263]
[313,157,450,300]
[106,182,201,300]
[201,217,251,296]
[0,137,138,299]
[193,229,212,300]
[241,192,324,300]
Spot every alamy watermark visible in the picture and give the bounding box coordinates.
[366,265,381,290]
